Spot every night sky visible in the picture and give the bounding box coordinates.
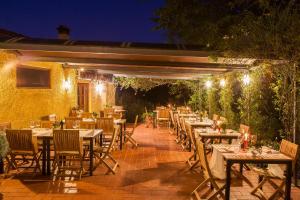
[0,0,166,43]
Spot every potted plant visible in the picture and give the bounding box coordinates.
[0,131,9,173]
[219,122,227,134]
[142,111,154,128]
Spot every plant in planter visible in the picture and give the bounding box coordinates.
[92,112,98,118]
[0,131,9,158]
[142,112,154,128]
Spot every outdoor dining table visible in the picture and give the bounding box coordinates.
[185,119,213,129]
[195,128,241,144]
[32,128,103,176]
[211,144,293,200]
[178,113,197,118]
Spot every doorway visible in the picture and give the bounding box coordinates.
[78,83,89,112]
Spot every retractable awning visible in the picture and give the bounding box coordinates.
[0,37,253,79]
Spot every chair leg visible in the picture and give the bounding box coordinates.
[192,178,210,195]
[250,177,268,195]
[207,184,225,200]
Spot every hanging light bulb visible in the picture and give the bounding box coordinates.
[205,80,212,89]
[243,74,250,85]
[220,79,226,87]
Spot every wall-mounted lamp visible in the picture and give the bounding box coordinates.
[220,79,226,87]
[95,82,104,95]
[205,80,212,89]
[243,74,251,85]
[63,78,71,91]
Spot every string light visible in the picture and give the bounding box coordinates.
[243,74,251,85]
[220,79,226,87]
[205,80,212,89]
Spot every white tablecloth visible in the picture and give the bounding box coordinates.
[209,144,240,179]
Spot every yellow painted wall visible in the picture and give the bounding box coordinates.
[0,51,77,128]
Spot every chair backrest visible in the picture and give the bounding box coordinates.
[96,117,114,134]
[80,121,96,129]
[6,129,36,152]
[157,109,169,119]
[65,117,82,129]
[103,125,120,157]
[186,122,196,147]
[213,114,220,121]
[239,124,250,134]
[195,140,213,180]
[169,110,176,127]
[175,114,182,131]
[180,117,186,132]
[53,129,81,154]
[40,121,53,128]
[280,140,298,158]
[280,139,299,169]
[0,122,11,131]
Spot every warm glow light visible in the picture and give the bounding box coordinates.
[63,78,71,91]
[80,68,85,72]
[205,80,212,88]
[95,82,104,94]
[220,79,226,87]
[243,74,251,85]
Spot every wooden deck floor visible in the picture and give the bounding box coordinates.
[1,125,300,200]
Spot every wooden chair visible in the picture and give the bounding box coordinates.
[94,125,120,174]
[169,110,176,134]
[52,129,83,180]
[0,122,11,131]
[186,123,199,169]
[65,117,82,129]
[6,129,41,173]
[157,108,170,127]
[174,114,183,143]
[212,114,220,121]
[251,139,299,199]
[40,121,53,128]
[180,117,189,150]
[96,117,115,147]
[80,121,96,129]
[124,115,138,148]
[192,140,225,200]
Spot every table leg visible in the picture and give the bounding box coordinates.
[123,123,126,143]
[42,138,46,175]
[89,138,94,176]
[0,156,4,174]
[119,124,123,150]
[225,160,232,200]
[285,161,292,200]
[240,163,243,174]
[229,139,232,144]
[46,139,51,175]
